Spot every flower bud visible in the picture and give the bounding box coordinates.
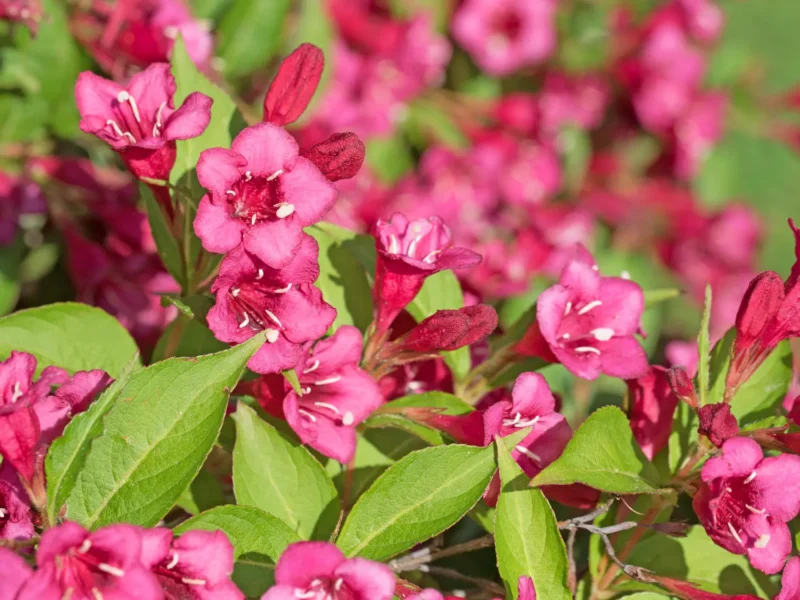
[302,132,366,181]
[697,403,739,447]
[400,305,498,353]
[263,43,324,126]
[666,366,698,408]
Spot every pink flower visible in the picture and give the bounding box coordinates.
[75,63,212,182]
[693,437,800,574]
[372,213,481,333]
[627,366,679,460]
[697,403,739,447]
[194,123,337,268]
[0,462,33,541]
[517,253,648,381]
[0,0,42,34]
[302,132,366,183]
[676,0,725,43]
[452,0,557,75]
[0,547,33,598]
[0,352,110,487]
[0,172,47,247]
[16,521,163,600]
[141,528,244,599]
[674,92,726,179]
[284,326,383,463]
[261,541,395,600]
[538,73,610,136]
[207,243,336,375]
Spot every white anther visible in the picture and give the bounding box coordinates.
[274,283,292,294]
[245,170,252,181]
[123,132,136,144]
[591,328,615,342]
[265,328,280,343]
[303,360,320,374]
[727,522,744,546]
[265,309,282,328]
[342,412,355,426]
[298,409,317,422]
[746,505,765,515]
[592,264,599,271]
[97,563,125,578]
[422,250,441,264]
[516,446,541,462]
[754,534,771,549]
[388,233,400,255]
[562,333,570,340]
[621,270,631,280]
[163,26,178,39]
[503,412,522,427]
[78,539,92,553]
[91,588,103,600]
[275,203,295,219]
[578,300,602,315]
[226,190,236,196]
[181,578,207,586]
[407,234,423,258]
[302,387,311,395]
[239,314,250,329]
[314,402,340,415]
[10,382,22,403]
[251,214,257,225]
[266,169,284,181]
[564,301,572,315]
[166,552,179,570]
[725,487,733,493]
[155,102,166,128]
[744,471,757,484]
[106,119,124,136]
[231,288,240,297]
[0,508,7,518]
[152,124,161,137]
[20,8,30,19]
[116,90,130,103]
[334,578,344,591]
[515,416,540,428]
[256,269,264,280]
[127,94,141,123]
[314,375,342,386]
[575,346,601,355]
[294,590,316,599]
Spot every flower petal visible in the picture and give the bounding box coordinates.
[163,91,213,141]
[197,148,247,198]
[274,542,346,588]
[243,219,304,269]
[280,157,338,226]
[701,436,763,482]
[231,123,299,178]
[194,195,245,255]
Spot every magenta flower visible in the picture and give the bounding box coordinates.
[16,521,162,600]
[283,326,382,463]
[141,528,244,599]
[0,172,47,247]
[627,366,679,460]
[372,213,481,334]
[693,437,800,574]
[207,243,336,375]
[0,351,111,487]
[194,123,337,269]
[517,253,648,381]
[538,73,610,136]
[674,92,726,179]
[261,541,395,600]
[452,0,557,75]
[0,462,33,541]
[75,63,212,182]
[0,547,32,599]
[0,0,42,34]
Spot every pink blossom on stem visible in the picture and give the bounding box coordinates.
[261,541,395,600]
[693,437,800,574]
[0,547,33,598]
[283,326,383,463]
[207,243,336,375]
[697,403,739,447]
[627,366,679,460]
[0,462,33,541]
[194,123,337,268]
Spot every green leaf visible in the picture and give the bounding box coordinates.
[142,183,184,287]
[366,135,415,183]
[336,444,496,561]
[282,369,302,394]
[151,316,228,361]
[307,225,374,332]
[406,99,469,149]
[0,236,23,316]
[697,285,712,405]
[175,468,226,516]
[64,335,263,528]
[232,404,339,540]
[559,126,592,194]
[216,0,291,78]
[0,303,140,377]
[495,441,571,600]
[45,357,138,524]
[286,0,335,119]
[406,271,471,381]
[175,505,300,597]
[532,406,662,494]
[644,288,682,308]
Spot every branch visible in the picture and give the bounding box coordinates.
[388,535,495,573]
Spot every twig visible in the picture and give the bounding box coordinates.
[389,535,495,573]
[567,527,578,596]
[424,566,506,597]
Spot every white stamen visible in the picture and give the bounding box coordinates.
[163,26,178,39]
[97,563,125,578]
[298,409,317,422]
[265,328,280,343]
[226,190,236,196]
[10,382,22,403]
[20,8,30,19]
[123,132,136,144]
[314,402,341,415]
[303,360,320,374]
[266,169,284,181]
[503,412,522,427]
[564,301,572,315]
[725,487,733,493]
[231,289,240,298]
[275,203,295,219]
[727,522,744,546]
[315,375,342,386]
[239,314,250,329]
[388,234,400,255]
[561,333,570,340]
[106,119,124,137]
[621,270,631,280]
[274,283,292,294]
[0,508,7,518]
[746,505,766,515]
[78,539,92,554]
[127,94,141,123]
[181,578,207,586]
[578,300,602,315]
[166,552,179,570]
[64,587,76,600]
[265,309,282,328]
[301,387,311,395]
[342,411,355,426]
[152,124,161,137]
[256,269,264,280]
[754,534,771,549]
[744,471,757,484]
[407,235,423,258]
[245,170,252,181]
[155,102,166,128]
[575,346,601,355]
[91,588,103,600]
[516,446,541,462]
[591,328,615,342]
[334,578,344,591]
[116,90,130,103]
[422,249,441,264]
[294,591,316,599]
[515,416,540,428]
[251,214,257,225]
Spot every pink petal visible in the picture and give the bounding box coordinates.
[559,260,600,301]
[511,372,556,417]
[701,437,763,482]
[0,351,36,406]
[31,396,71,443]
[277,285,336,344]
[37,521,88,564]
[518,576,537,600]
[75,71,122,122]
[777,556,800,600]
[0,408,39,483]
[54,369,112,413]
[261,585,301,600]
[280,157,338,226]
[514,415,572,477]
[285,397,357,463]
[335,557,396,600]
[248,335,305,375]
[0,463,34,541]
[435,247,483,271]
[194,195,245,255]
[106,566,164,600]
[536,285,571,344]
[126,63,175,120]
[274,542,345,588]
[197,148,247,198]
[306,325,363,375]
[207,293,255,345]
[243,219,304,269]
[231,123,299,178]
[140,527,173,568]
[744,516,791,575]
[163,91,213,141]
[0,548,33,599]
[753,453,800,522]
[172,530,236,584]
[552,344,602,381]
[596,336,649,379]
[594,277,645,336]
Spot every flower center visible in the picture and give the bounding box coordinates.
[228,278,290,342]
[710,472,765,547]
[555,298,614,356]
[103,90,164,145]
[294,577,346,600]
[227,170,293,226]
[55,541,127,600]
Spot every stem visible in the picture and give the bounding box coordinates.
[424,566,506,597]
[389,535,495,573]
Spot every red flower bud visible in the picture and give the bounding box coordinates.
[666,366,698,408]
[401,305,498,353]
[697,403,739,447]
[302,132,366,182]
[734,271,784,356]
[263,43,324,126]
